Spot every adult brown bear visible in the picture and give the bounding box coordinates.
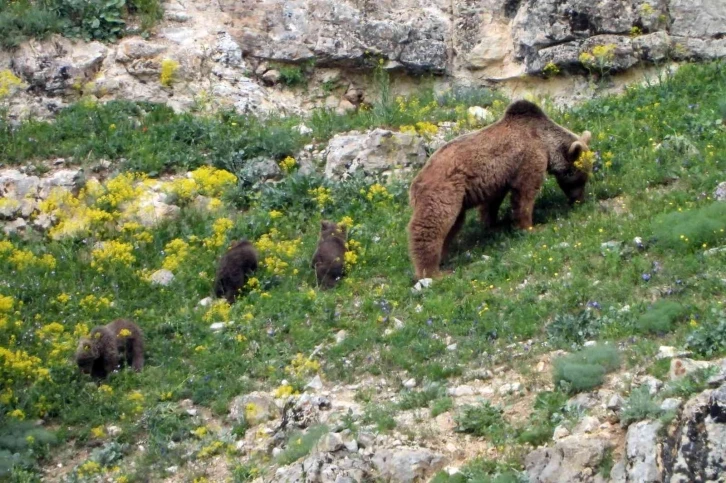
[407,100,591,280]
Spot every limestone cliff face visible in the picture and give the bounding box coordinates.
[1,0,725,119]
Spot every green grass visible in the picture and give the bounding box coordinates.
[1,61,726,479]
[0,0,163,49]
[275,425,328,466]
[454,402,509,444]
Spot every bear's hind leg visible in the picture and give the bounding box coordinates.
[479,190,508,230]
[408,193,464,280]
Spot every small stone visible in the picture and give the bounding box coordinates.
[669,358,712,380]
[660,397,682,413]
[498,382,522,394]
[634,236,645,249]
[447,385,475,397]
[601,240,622,252]
[357,431,376,449]
[583,340,597,347]
[198,297,213,307]
[272,447,283,458]
[166,466,178,474]
[607,394,624,411]
[446,343,458,351]
[403,378,417,389]
[107,425,122,436]
[3,218,27,236]
[306,375,324,391]
[150,269,174,286]
[713,181,726,201]
[262,69,281,84]
[574,416,600,435]
[413,278,433,291]
[638,375,663,395]
[295,124,313,135]
[552,425,570,440]
[317,432,344,453]
[335,330,347,344]
[393,318,405,330]
[209,322,226,332]
[186,408,198,416]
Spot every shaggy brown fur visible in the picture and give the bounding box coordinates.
[312,220,347,289]
[214,239,258,304]
[407,99,592,280]
[75,319,145,380]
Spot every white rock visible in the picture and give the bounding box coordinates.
[583,340,597,347]
[498,382,522,394]
[393,318,405,329]
[553,425,570,440]
[403,378,417,389]
[660,398,683,413]
[446,343,458,351]
[209,322,227,332]
[198,297,213,307]
[272,447,283,458]
[335,330,347,344]
[107,425,122,436]
[657,346,691,360]
[447,385,475,397]
[295,124,313,135]
[413,278,433,291]
[306,375,324,391]
[150,269,175,287]
[607,394,624,411]
[669,358,712,380]
[574,416,600,435]
[467,106,494,123]
[3,218,27,236]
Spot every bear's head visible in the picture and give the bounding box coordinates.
[553,131,592,204]
[320,220,347,240]
[75,338,99,374]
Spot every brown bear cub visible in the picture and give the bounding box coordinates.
[312,220,347,289]
[214,239,258,304]
[408,99,591,280]
[75,319,145,380]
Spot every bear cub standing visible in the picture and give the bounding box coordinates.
[75,319,145,380]
[214,239,259,304]
[408,99,592,280]
[312,220,347,289]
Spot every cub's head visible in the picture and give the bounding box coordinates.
[557,131,592,204]
[75,338,99,374]
[320,220,347,240]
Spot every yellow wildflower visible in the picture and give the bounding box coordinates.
[279,156,297,174]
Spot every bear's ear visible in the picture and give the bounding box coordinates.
[321,220,332,230]
[568,140,586,162]
[580,131,592,144]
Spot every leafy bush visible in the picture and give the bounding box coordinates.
[430,397,454,418]
[546,310,602,347]
[553,345,620,393]
[687,315,726,357]
[0,420,57,477]
[397,383,446,411]
[620,386,662,426]
[635,301,687,335]
[517,391,569,446]
[652,202,726,251]
[0,0,163,49]
[277,64,307,87]
[454,402,509,444]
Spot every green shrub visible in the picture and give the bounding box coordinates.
[397,383,446,411]
[553,345,620,393]
[363,405,397,432]
[430,397,454,418]
[277,64,307,87]
[652,202,726,251]
[517,390,569,446]
[431,458,525,483]
[620,386,662,426]
[0,420,57,478]
[546,310,602,347]
[687,315,726,357]
[454,402,509,444]
[635,301,687,335]
[275,425,328,466]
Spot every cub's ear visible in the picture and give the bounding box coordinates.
[321,220,332,230]
[580,131,592,144]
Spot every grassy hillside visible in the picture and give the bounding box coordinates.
[1,61,726,481]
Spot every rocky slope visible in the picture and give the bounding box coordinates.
[2,0,726,120]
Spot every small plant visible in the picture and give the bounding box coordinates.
[620,386,662,426]
[277,64,306,87]
[517,390,569,446]
[430,397,454,418]
[543,62,561,77]
[363,405,397,432]
[160,59,180,87]
[630,26,643,37]
[454,401,509,444]
[0,420,56,478]
[652,202,726,251]
[579,44,617,78]
[687,315,726,357]
[397,383,446,411]
[635,301,687,335]
[275,425,328,466]
[546,310,602,348]
[662,368,716,399]
[553,345,620,393]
